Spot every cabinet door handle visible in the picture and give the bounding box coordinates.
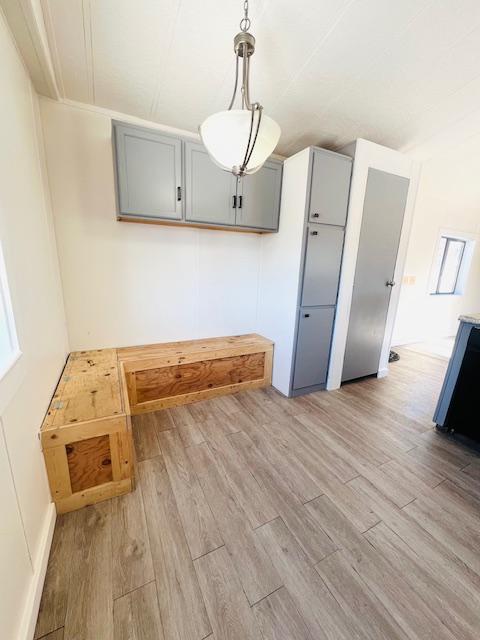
[177,186,182,202]
[312,213,320,218]
[232,195,237,209]
[238,195,243,209]
[311,230,318,236]
[304,313,310,318]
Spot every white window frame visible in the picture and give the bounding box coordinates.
[429,228,476,297]
[0,243,20,381]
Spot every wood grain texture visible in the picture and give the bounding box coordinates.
[315,550,410,640]
[253,587,314,640]
[131,413,161,461]
[194,546,263,640]
[256,517,354,640]
[158,428,223,559]
[39,630,64,640]
[135,352,266,403]
[111,486,154,599]
[63,503,114,640]
[34,514,76,639]
[66,434,113,492]
[139,456,211,640]
[188,442,282,604]
[113,582,164,640]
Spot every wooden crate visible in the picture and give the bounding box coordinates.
[117,334,273,414]
[40,349,134,514]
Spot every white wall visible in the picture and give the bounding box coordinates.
[40,99,262,351]
[393,137,480,345]
[0,10,68,640]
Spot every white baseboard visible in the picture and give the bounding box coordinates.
[19,502,56,640]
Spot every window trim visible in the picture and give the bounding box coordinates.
[432,236,466,296]
[0,242,21,383]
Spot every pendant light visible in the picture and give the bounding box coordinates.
[199,0,281,177]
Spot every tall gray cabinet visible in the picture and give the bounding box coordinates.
[257,146,352,397]
[292,149,352,394]
[113,121,283,233]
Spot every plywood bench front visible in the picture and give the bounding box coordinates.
[117,333,273,414]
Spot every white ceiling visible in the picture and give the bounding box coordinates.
[40,0,480,157]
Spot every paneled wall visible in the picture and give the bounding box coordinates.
[0,12,68,639]
[40,99,262,351]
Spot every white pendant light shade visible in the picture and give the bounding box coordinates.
[200,109,281,175]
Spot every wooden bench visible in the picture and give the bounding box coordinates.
[41,334,273,513]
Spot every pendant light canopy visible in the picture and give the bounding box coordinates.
[199,1,281,176]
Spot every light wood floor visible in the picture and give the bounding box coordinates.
[35,348,480,640]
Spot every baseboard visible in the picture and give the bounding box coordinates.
[18,502,56,640]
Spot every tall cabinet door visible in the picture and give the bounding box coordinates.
[184,142,237,225]
[308,149,351,225]
[236,160,282,230]
[114,123,182,219]
[342,168,410,382]
[301,224,345,307]
[293,307,336,389]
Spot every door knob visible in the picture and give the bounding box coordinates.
[386,280,396,287]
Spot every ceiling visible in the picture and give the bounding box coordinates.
[40,0,480,157]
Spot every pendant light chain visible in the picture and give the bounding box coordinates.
[240,0,251,32]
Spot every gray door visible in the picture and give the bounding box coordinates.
[342,168,410,382]
[185,142,237,225]
[308,149,352,225]
[236,160,282,230]
[113,122,182,219]
[301,224,345,307]
[293,307,336,389]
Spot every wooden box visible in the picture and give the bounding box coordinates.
[117,334,273,414]
[40,349,134,514]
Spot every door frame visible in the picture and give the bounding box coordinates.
[327,139,421,390]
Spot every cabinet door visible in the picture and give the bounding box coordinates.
[236,160,282,230]
[308,149,351,225]
[185,142,237,225]
[301,224,344,307]
[293,307,335,389]
[113,122,182,219]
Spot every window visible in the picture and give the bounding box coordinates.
[432,236,466,294]
[0,244,19,378]
[430,231,475,296]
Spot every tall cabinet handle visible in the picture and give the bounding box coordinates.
[177,186,182,201]
[232,195,237,209]
[238,195,243,209]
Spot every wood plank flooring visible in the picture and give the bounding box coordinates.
[35,348,480,640]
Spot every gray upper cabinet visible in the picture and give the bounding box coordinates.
[301,223,345,307]
[308,149,351,225]
[112,121,282,232]
[184,142,236,226]
[113,122,182,220]
[236,160,282,230]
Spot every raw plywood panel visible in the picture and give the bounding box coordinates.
[67,434,113,492]
[135,352,266,403]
